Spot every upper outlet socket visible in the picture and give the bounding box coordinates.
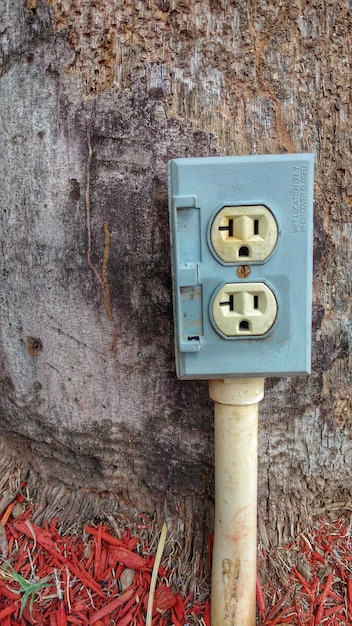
[210,205,278,263]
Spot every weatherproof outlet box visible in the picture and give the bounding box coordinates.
[168,154,314,379]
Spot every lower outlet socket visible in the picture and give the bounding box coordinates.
[211,282,277,337]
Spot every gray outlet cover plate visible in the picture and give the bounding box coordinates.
[168,153,314,379]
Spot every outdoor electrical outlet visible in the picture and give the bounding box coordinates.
[168,153,314,379]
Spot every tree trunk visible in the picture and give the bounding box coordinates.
[0,0,351,561]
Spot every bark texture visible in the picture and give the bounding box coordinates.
[0,0,351,553]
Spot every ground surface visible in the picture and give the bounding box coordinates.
[1,477,352,625]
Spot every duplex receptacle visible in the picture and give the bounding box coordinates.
[168,154,314,379]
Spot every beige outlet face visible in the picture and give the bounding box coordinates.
[210,205,278,263]
[212,282,277,336]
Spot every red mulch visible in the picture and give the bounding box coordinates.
[1,485,352,625]
[257,516,352,625]
[0,486,210,625]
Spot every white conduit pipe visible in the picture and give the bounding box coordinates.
[209,378,265,626]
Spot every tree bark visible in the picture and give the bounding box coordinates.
[0,0,351,558]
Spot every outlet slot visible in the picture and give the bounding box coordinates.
[211,282,277,337]
[218,220,234,237]
[220,294,234,310]
[239,245,250,257]
[210,205,278,263]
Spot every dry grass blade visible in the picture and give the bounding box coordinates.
[0,526,8,557]
[146,521,167,626]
